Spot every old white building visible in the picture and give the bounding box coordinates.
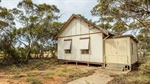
[55,14,138,70]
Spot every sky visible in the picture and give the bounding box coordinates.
[0,0,99,22]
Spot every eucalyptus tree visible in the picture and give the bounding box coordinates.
[11,0,60,62]
[92,0,150,52]
[38,21,62,58]
[0,6,21,63]
[31,21,62,58]
[91,0,150,34]
[33,4,61,58]
[136,21,150,52]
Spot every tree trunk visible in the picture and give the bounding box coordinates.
[39,50,44,59]
[25,47,31,63]
[50,50,57,59]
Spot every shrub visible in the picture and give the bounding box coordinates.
[28,70,41,76]
[108,56,150,84]
[10,65,22,75]
[26,77,42,84]
[128,75,150,84]
[43,70,55,78]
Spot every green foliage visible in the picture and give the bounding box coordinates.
[136,20,150,52]
[112,21,127,35]
[93,0,150,52]
[0,0,62,64]
[26,77,42,84]
[108,56,150,84]
[92,0,150,35]
[44,70,55,78]
[12,0,61,60]
[128,75,150,84]
[28,70,41,76]
[43,67,84,79]
[10,65,22,75]
[0,6,18,64]
[139,56,150,76]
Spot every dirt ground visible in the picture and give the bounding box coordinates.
[67,65,129,84]
[0,63,128,84]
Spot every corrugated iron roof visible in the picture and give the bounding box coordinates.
[112,34,138,43]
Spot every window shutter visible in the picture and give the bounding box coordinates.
[64,41,72,49]
[79,39,89,49]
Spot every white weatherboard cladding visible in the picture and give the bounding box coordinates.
[104,37,138,65]
[90,33,103,62]
[59,19,100,37]
[60,19,77,37]
[57,18,103,63]
[72,37,80,61]
[79,35,90,62]
[130,38,138,64]
[57,38,64,59]
[65,54,72,60]
[79,39,89,49]
[81,20,89,34]
[64,41,71,49]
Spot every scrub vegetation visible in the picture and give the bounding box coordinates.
[108,55,150,84]
[0,59,95,84]
[0,0,150,83]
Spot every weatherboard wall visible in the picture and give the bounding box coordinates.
[57,18,104,63]
[104,37,138,65]
[130,38,138,64]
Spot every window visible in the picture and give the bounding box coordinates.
[81,49,89,54]
[65,50,71,54]
[64,39,72,54]
[79,37,90,54]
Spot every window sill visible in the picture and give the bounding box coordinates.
[65,53,72,54]
[81,53,90,55]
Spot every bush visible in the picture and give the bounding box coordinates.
[139,56,150,76]
[128,75,150,84]
[28,70,41,76]
[10,65,22,75]
[108,56,150,84]
[26,77,42,84]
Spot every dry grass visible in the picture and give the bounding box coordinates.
[0,58,95,84]
[108,55,150,84]
[26,77,42,84]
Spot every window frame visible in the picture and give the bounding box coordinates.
[81,49,89,54]
[80,37,90,54]
[64,39,72,54]
[64,49,71,54]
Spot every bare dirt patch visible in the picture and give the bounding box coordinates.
[0,59,129,84]
[0,59,96,84]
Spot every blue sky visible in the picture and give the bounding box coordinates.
[0,0,99,22]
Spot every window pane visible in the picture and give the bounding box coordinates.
[65,50,71,54]
[81,49,89,54]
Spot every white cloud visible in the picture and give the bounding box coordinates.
[0,0,99,22]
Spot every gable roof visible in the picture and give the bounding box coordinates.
[54,14,112,39]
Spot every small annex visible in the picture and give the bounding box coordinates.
[55,14,138,71]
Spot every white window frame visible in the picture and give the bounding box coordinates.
[64,39,72,54]
[79,37,90,54]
